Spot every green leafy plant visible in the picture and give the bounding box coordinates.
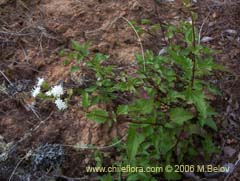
[61,11,223,180]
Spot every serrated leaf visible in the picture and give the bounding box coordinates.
[158,129,176,155]
[170,108,194,125]
[130,99,154,114]
[192,91,207,120]
[204,118,218,131]
[71,40,82,51]
[71,40,90,57]
[127,126,145,162]
[167,49,192,74]
[206,84,221,96]
[87,109,108,123]
[168,91,185,101]
[186,89,207,123]
[117,105,128,115]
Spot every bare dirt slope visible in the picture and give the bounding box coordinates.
[0,0,239,180]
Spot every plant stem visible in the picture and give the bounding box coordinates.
[154,3,169,46]
[190,12,196,89]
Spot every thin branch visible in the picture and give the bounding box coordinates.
[198,14,210,44]
[120,16,146,72]
[9,156,26,181]
[9,112,53,154]
[63,134,127,150]
[0,70,13,85]
[0,31,38,36]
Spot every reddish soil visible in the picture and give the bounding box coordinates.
[0,0,239,180]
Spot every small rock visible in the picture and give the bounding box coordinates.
[31,144,64,171]
[224,146,236,157]
[225,29,237,35]
[201,36,214,43]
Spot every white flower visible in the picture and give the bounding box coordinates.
[158,47,166,55]
[54,98,67,110]
[46,84,64,97]
[45,90,52,96]
[31,86,41,97]
[187,17,192,24]
[37,77,44,87]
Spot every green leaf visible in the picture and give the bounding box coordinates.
[170,108,194,125]
[164,171,182,180]
[70,66,80,72]
[63,59,70,66]
[86,109,108,123]
[71,40,90,57]
[67,52,75,59]
[117,105,129,115]
[184,27,193,44]
[206,84,221,96]
[141,19,151,25]
[150,24,161,32]
[41,82,50,89]
[192,92,207,120]
[202,135,219,160]
[167,91,185,102]
[85,86,97,92]
[185,89,207,123]
[167,49,192,75]
[130,99,154,114]
[127,126,145,162]
[71,40,82,51]
[59,49,65,56]
[196,57,215,76]
[127,173,154,181]
[99,174,113,181]
[82,92,90,108]
[92,53,109,64]
[77,54,83,62]
[186,124,206,137]
[157,129,176,155]
[204,118,218,131]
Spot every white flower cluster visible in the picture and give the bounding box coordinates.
[31,77,44,97]
[46,84,67,111]
[46,84,64,97]
[31,78,67,111]
[55,98,67,111]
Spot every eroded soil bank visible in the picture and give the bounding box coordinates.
[0,0,239,180]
